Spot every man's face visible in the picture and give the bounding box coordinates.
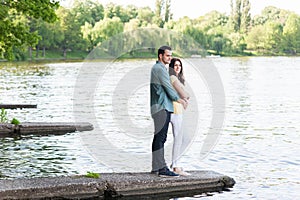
[160,49,172,65]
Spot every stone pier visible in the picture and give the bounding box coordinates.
[0,171,235,199]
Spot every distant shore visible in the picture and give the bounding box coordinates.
[1,49,299,63]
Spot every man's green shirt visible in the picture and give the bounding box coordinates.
[150,61,179,116]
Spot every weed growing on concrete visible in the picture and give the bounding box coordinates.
[85,171,100,178]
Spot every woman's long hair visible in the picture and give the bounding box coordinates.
[169,58,185,85]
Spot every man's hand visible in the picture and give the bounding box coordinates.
[177,98,188,109]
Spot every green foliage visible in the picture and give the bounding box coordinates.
[246,25,266,50]
[229,0,251,33]
[240,0,251,33]
[0,109,20,124]
[85,171,100,178]
[282,14,300,54]
[72,0,104,26]
[153,0,171,27]
[137,7,155,26]
[1,1,300,60]
[0,0,59,60]
[0,108,8,123]
[11,118,20,125]
[5,0,59,23]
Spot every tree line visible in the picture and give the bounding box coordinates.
[1,0,300,61]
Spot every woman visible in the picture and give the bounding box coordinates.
[169,58,191,176]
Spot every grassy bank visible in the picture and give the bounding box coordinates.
[29,50,89,61]
[2,49,299,63]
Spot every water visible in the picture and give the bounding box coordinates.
[0,57,300,199]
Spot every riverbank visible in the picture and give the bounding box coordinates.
[0,170,235,199]
[1,49,299,62]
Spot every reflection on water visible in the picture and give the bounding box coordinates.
[0,133,105,179]
[0,135,75,178]
[1,57,300,199]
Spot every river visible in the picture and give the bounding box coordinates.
[0,57,299,199]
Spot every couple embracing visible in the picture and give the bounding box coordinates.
[150,45,191,177]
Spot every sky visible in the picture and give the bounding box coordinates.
[60,0,300,19]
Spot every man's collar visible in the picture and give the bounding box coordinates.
[156,61,168,69]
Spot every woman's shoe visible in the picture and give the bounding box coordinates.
[173,167,191,176]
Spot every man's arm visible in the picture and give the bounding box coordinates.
[157,66,179,101]
[157,67,188,109]
[176,98,188,109]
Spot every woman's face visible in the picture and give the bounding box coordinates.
[174,61,182,75]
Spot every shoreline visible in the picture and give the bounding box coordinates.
[1,52,300,63]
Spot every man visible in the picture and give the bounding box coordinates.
[150,45,187,177]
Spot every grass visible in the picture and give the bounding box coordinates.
[85,171,100,178]
[32,50,89,61]
[2,48,299,62]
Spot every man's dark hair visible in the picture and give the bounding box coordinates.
[158,45,171,59]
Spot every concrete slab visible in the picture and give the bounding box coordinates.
[0,122,93,137]
[0,171,235,199]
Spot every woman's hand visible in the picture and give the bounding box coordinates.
[177,98,188,109]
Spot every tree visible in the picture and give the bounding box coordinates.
[196,11,229,32]
[245,25,263,50]
[230,0,251,33]
[248,7,298,54]
[230,0,242,32]
[264,22,283,53]
[124,18,140,32]
[212,36,225,54]
[252,6,290,26]
[0,0,59,60]
[72,0,104,26]
[31,19,47,58]
[282,13,300,54]
[90,17,124,56]
[90,17,124,46]
[31,18,64,58]
[227,32,245,53]
[192,11,229,51]
[81,22,94,51]
[164,0,172,22]
[137,7,155,27]
[56,5,90,58]
[153,0,164,27]
[121,5,139,23]
[240,0,251,33]
[152,0,172,27]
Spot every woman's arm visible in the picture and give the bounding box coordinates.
[172,78,190,99]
